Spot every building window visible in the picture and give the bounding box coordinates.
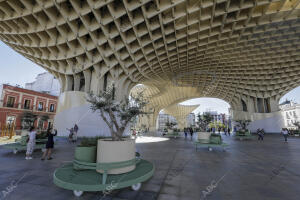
[38,102,44,111]
[24,99,31,109]
[49,104,55,112]
[6,96,15,107]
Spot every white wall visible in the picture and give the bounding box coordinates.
[54,91,130,137]
[232,110,285,133]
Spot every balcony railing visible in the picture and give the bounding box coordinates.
[22,105,33,110]
[37,107,45,112]
[4,103,18,108]
[2,103,55,113]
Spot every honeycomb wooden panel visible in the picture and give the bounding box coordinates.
[0,0,299,110]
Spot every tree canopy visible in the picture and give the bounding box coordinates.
[87,85,148,141]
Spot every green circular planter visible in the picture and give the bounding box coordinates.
[210,134,222,144]
[74,146,96,163]
[20,136,28,146]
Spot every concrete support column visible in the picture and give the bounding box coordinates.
[139,109,159,132]
[57,73,66,93]
[262,98,266,113]
[74,74,81,91]
[270,97,279,112]
[93,65,104,95]
[253,98,258,113]
[83,70,92,93]
[175,116,186,130]
[65,75,73,91]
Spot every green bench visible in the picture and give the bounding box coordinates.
[53,156,155,197]
[2,136,47,154]
[194,134,228,151]
[234,130,255,140]
[163,131,180,138]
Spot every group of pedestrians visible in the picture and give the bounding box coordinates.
[25,123,79,160]
[184,127,194,139]
[25,126,57,160]
[67,124,79,143]
[257,128,289,142]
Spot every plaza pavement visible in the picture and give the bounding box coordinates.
[0,133,299,200]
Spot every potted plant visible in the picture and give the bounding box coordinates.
[165,121,177,133]
[88,85,148,174]
[235,120,251,136]
[196,112,213,132]
[74,137,98,163]
[196,113,213,142]
[293,122,300,136]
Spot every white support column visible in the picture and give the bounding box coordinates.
[83,70,92,93]
[65,75,73,91]
[74,74,81,91]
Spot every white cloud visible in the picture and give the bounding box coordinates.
[180,98,230,115]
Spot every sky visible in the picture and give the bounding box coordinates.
[0,41,46,87]
[0,40,299,114]
[180,98,231,115]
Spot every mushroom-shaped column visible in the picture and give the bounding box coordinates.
[54,67,135,137]
[164,104,199,130]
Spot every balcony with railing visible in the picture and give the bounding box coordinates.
[4,103,19,108]
[22,104,34,110]
[37,107,46,112]
[2,102,56,113]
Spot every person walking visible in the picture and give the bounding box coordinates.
[212,127,216,134]
[227,127,231,136]
[189,127,194,140]
[25,126,39,160]
[281,128,289,143]
[73,124,79,141]
[184,128,188,139]
[132,129,137,139]
[41,128,57,160]
[233,126,237,134]
[257,129,264,141]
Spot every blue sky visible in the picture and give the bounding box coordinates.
[0,41,299,114]
[0,41,46,86]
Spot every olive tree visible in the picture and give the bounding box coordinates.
[87,86,148,141]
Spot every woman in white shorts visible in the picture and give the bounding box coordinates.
[26,126,38,160]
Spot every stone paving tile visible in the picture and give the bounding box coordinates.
[1,134,300,200]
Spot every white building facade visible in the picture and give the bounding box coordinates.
[187,113,195,127]
[158,114,177,131]
[279,100,300,129]
[25,72,60,96]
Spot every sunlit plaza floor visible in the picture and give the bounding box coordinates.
[0,133,300,200]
